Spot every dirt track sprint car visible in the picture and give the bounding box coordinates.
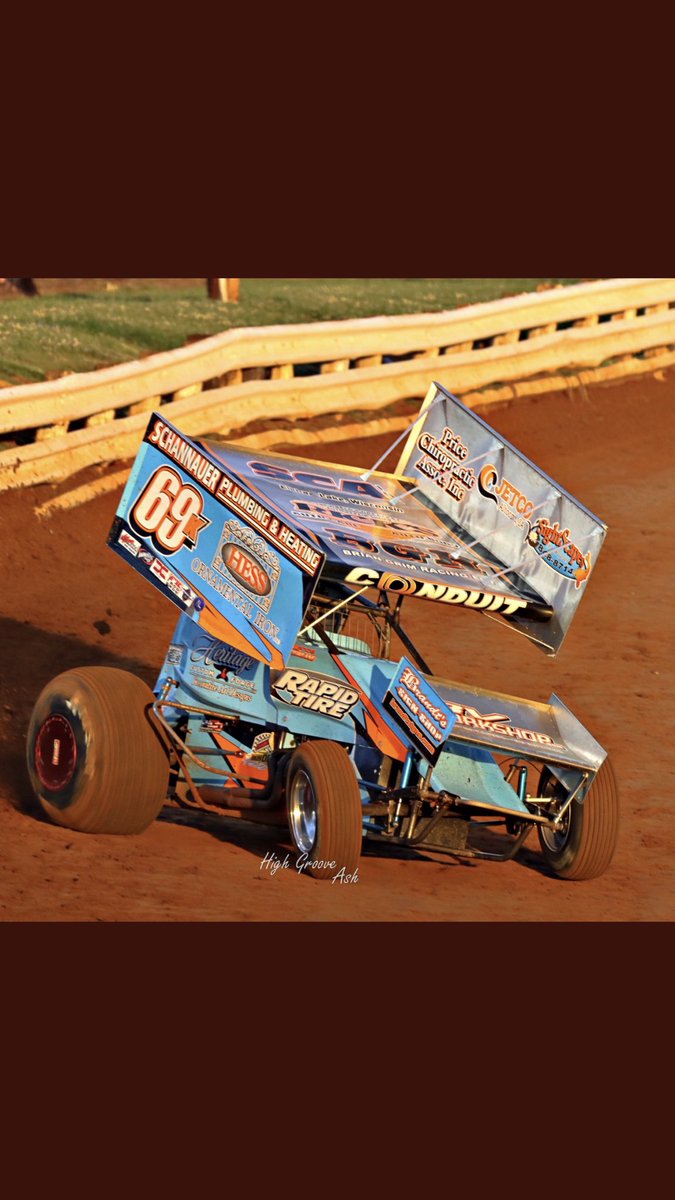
[27,383,620,882]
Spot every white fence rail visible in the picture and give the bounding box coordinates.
[1,277,674,489]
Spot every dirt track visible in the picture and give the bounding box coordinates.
[1,372,673,921]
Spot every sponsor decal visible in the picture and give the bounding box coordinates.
[117,528,141,557]
[166,645,184,667]
[292,501,434,543]
[272,669,359,719]
[211,519,280,613]
[478,465,535,528]
[192,679,254,701]
[253,612,282,646]
[326,529,499,582]
[147,419,223,494]
[414,427,475,501]
[189,664,219,681]
[248,459,386,499]
[191,557,256,619]
[344,567,529,617]
[231,676,256,692]
[189,637,256,680]
[202,717,228,732]
[223,544,271,595]
[187,639,258,695]
[383,659,456,764]
[216,477,323,577]
[252,731,274,757]
[145,417,324,578]
[149,558,199,607]
[292,642,317,662]
[220,687,253,703]
[448,702,559,747]
[526,519,592,588]
[194,671,256,696]
[138,548,155,567]
[132,465,211,555]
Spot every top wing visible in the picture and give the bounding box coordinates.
[203,437,556,628]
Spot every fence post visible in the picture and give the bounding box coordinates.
[206,278,241,301]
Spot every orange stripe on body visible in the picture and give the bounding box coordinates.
[211,732,270,789]
[197,596,286,670]
[330,655,407,762]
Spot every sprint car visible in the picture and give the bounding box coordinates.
[26,383,619,881]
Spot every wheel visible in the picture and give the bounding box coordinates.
[537,758,619,881]
[26,667,170,835]
[286,741,363,880]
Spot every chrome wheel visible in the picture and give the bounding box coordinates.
[537,759,620,881]
[288,768,317,854]
[285,741,362,879]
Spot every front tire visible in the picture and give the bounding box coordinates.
[537,758,619,880]
[286,741,362,880]
[27,667,170,835]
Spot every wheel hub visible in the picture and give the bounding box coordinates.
[35,714,77,791]
[539,773,571,853]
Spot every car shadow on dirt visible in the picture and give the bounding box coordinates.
[133,783,552,879]
[157,805,483,872]
[361,829,552,877]
[157,804,528,875]
[157,807,488,880]
[467,823,553,878]
[0,616,158,815]
[157,806,287,861]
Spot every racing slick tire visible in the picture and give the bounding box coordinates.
[286,740,362,880]
[26,667,170,835]
[537,757,619,881]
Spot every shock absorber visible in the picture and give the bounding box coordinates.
[390,750,416,834]
[518,765,528,804]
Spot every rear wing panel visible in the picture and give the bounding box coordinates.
[396,384,608,654]
[431,679,607,772]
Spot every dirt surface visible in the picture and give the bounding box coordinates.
[1,372,673,921]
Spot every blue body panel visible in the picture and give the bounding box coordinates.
[156,615,530,817]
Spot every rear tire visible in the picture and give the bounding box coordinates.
[26,667,170,835]
[537,757,619,880]
[286,741,362,880]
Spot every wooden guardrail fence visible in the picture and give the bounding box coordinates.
[1,277,674,489]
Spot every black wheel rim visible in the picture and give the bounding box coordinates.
[35,714,78,791]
